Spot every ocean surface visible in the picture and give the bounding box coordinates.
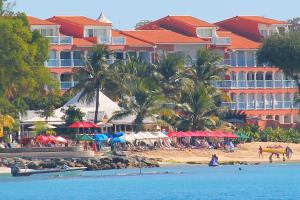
[0,163,299,200]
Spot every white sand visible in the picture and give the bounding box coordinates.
[131,142,300,164]
[0,167,10,174]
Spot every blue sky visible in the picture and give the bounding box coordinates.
[15,0,300,29]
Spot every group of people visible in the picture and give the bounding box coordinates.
[258,145,293,163]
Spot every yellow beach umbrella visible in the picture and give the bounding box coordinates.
[0,115,15,138]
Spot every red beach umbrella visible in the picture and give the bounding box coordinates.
[69,121,99,128]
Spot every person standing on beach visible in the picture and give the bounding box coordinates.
[259,146,263,158]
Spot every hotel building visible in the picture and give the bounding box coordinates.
[26,14,299,127]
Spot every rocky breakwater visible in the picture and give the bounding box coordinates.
[0,156,160,171]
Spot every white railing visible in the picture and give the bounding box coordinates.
[46,59,85,67]
[60,81,78,90]
[45,36,73,45]
[213,80,297,89]
[222,101,300,110]
[98,36,126,45]
[211,37,231,46]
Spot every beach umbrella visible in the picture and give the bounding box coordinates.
[224,132,238,138]
[29,124,56,129]
[151,132,168,138]
[167,131,178,137]
[110,137,126,144]
[94,134,109,141]
[55,136,68,143]
[77,134,95,141]
[120,134,136,142]
[69,121,99,128]
[114,132,125,137]
[47,136,58,143]
[36,135,49,143]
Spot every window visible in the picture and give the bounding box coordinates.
[49,51,57,59]
[197,28,213,38]
[41,28,54,36]
[259,29,268,37]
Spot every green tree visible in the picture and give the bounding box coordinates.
[72,45,118,123]
[36,92,63,121]
[61,106,85,126]
[134,19,152,29]
[0,11,59,116]
[288,18,300,32]
[177,84,219,131]
[257,32,300,94]
[33,121,47,136]
[110,59,169,132]
[154,53,186,101]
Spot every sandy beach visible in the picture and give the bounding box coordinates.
[131,142,300,164]
[0,167,11,174]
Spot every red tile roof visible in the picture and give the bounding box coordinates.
[238,16,288,25]
[120,30,207,44]
[217,31,261,49]
[27,16,57,26]
[167,15,216,27]
[50,16,111,26]
[112,30,153,47]
[73,38,96,47]
[50,68,74,74]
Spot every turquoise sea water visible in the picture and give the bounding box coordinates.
[0,164,300,200]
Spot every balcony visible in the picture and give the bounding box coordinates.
[222,101,300,110]
[213,80,297,89]
[60,81,78,90]
[46,59,85,67]
[45,36,73,45]
[211,37,231,46]
[98,36,126,45]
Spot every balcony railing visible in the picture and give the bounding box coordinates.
[98,36,126,45]
[60,81,78,90]
[211,37,231,46]
[222,101,300,110]
[46,59,85,67]
[45,36,73,45]
[213,80,297,89]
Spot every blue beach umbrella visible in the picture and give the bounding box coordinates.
[111,137,126,144]
[94,134,109,141]
[114,132,125,137]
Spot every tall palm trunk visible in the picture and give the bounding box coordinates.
[94,86,100,124]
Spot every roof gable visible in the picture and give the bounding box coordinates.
[50,16,111,26]
[27,16,58,26]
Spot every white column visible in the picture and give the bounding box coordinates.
[237,93,240,110]
[281,93,285,109]
[290,93,294,108]
[263,72,266,88]
[246,93,249,110]
[71,51,74,67]
[291,115,294,124]
[235,52,238,67]
[254,93,257,110]
[263,94,266,110]
[272,72,275,88]
[254,51,257,67]
[57,51,61,67]
[279,115,285,124]
[272,94,275,109]
[71,75,74,87]
[254,72,257,88]
[281,73,284,88]
[244,52,247,67]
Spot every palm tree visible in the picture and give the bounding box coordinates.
[110,59,170,132]
[177,84,220,131]
[72,45,119,123]
[185,48,226,87]
[154,53,186,101]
